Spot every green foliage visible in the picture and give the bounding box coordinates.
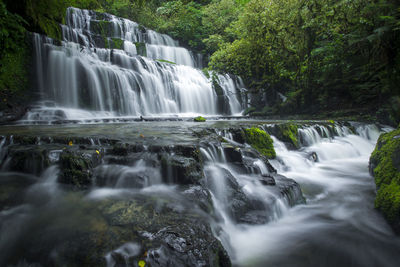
[0,1,29,101]
[156,0,205,49]
[201,68,210,79]
[156,59,176,64]
[243,127,276,159]
[209,0,400,121]
[194,116,206,122]
[370,127,400,232]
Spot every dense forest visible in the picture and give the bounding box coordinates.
[1,0,400,125]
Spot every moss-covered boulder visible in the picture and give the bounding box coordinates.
[58,150,100,189]
[369,127,400,233]
[194,116,206,122]
[243,127,276,159]
[266,123,299,149]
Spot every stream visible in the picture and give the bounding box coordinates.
[0,121,399,266]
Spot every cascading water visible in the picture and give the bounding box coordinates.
[209,123,400,267]
[0,121,400,265]
[24,7,245,122]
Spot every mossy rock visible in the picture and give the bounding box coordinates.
[194,116,206,122]
[369,127,400,233]
[211,76,224,96]
[58,151,95,189]
[5,146,51,176]
[267,123,299,149]
[105,37,124,50]
[243,127,276,159]
[7,194,230,266]
[90,20,113,38]
[135,42,147,57]
[160,154,204,185]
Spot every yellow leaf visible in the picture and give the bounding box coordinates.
[138,260,146,267]
[140,134,144,138]
[96,150,100,155]
[68,141,73,146]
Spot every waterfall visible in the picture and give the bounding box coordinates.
[25,7,245,122]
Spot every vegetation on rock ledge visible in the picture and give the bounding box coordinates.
[194,116,206,122]
[370,126,400,233]
[243,127,276,159]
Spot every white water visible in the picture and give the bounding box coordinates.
[211,124,400,267]
[25,7,245,122]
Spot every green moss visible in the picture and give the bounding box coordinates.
[109,37,124,49]
[156,59,176,64]
[212,77,223,96]
[243,127,276,159]
[370,127,400,233]
[135,42,147,57]
[90,20,112,37]
[194,116,206,122]
[274,123,299,149]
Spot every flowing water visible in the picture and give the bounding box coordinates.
[2,5,400,266]
[0,121,399,266]
[205,123,400,267]
[25,7,246,123]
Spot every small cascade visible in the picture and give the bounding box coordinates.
[94,160,162,189]
[24,7,246,122]
[200,138,304,260]
[220,123,400,267]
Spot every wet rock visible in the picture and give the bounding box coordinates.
[109,142,144,156]
[223,147,242,163]
[161,154,203,185]
[181,185,214,214]
[274,174,306,206]
[369,128,400,234]
[58,150,99,189]
[308,152,319,162]
[260,174,276,185]
[0,173,36,209]
[20,195,230,267]
[265,123,300,150]
[204,167,266,224]
[229,128,245,144]
[3,146,51,176]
